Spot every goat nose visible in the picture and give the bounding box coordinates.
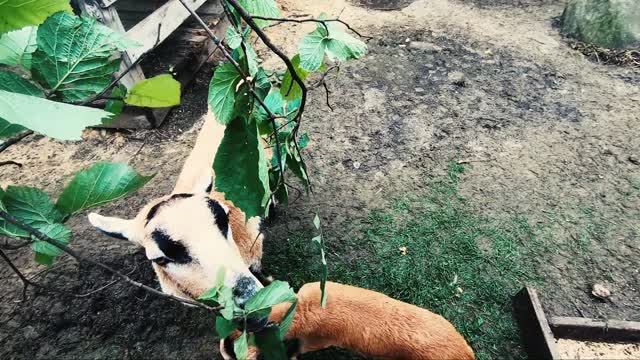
[232,275,259,308]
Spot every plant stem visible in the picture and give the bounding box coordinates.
[0,210,220,312]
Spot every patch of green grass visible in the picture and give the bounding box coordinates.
[265,162,548,359]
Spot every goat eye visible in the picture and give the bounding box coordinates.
[151,256,172,266]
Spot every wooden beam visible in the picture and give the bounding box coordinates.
[512,287,560,360]
[124,0,209,63]
[76,1,147,90]
[549,316,640,342]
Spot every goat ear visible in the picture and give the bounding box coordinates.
[191,173,213,194]
[88,212,139,244]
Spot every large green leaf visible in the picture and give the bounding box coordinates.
[0,89,110,140]
[31,223,71,265]
[215,316,236,338]
[245,281,296,314]
[208,63,244,125]
[124,74,181,107]
[0,70,42,137]
[31,12,139,102]
[238,0,280,28]
[225,26,243,49]
[255,325,287,360]
[298,23,367,72]
[280,55,310,100]
[0,26,37,68]
[0,188,29,238]
[0,0,72,34]
[234,331,249,360]
[1,186,63,229]
[214,117,269,219]
[0,70,44,96]
[298,27,328,72]
[278,300,297,340]
[56,162,154,216]
[254,90,284,125]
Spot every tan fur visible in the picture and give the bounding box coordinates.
[88,109,265,299]
[237,282,474,360]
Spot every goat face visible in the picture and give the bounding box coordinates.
[87,176,262,306]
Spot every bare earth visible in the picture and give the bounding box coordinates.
[1,0,639,358]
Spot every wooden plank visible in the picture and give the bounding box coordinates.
[115,0,223,16]
[550,316,640,342]
[124,0,209,63]
[512,287,560,360]
[77,1,147,90]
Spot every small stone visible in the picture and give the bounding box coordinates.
[353,161,361,169]
[408,41,442,53]
[415,87,425,93]
[592,283,611,299]
[629,155,639,165]
[448,71,466,86]
[399,246,407,255]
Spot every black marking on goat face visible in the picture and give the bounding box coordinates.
[99,229,128,241]
[207,199,229,238]
[151,229,192,264]
[145,193,194,225]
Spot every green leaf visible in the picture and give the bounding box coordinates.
[0,89,110,140]
[105,84,126,121]
[31,223,71,259]
[244,42,259,77]
[216,316,237,338]
[225,26,243,49]
[245,280,296,314]
[298,27,328,72]
[286,146,309,191]
[56,162,154,216]
[214,117,270,218]
[124,74,181,107]
[0,189,29,238]
[298,23,367,72]
[0,0,72,33]
[2,186,63,228]
[324,23,367,62]
[298,132,310,150]
[34,252,54,266]
[208,63,244,125]
[0,26,37,68]
[238,0,280,28]
[313,214,320,229]
[280,55,310,100]
[234,331,249,360]
[254,68,271,101]
[0,70,44,96]
[278,300,297,340]
[31,12,139,102]
[255,90,284,124]
[0,118,26,138]
[254,325,287,360]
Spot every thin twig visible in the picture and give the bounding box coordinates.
[0,161,23,168]
[250,15,371,40]
[77,23,164,106]
[0,248,50,301]
[177,0,287,189]
[322,82,333,111]
[0,210,220,312]
[0,130,33,153]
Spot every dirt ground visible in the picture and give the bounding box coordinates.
[1,0,639,358]
[557,338,640,359]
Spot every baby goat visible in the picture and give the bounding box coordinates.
[223,281,475,360]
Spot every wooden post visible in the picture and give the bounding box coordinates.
[512,287,560,360]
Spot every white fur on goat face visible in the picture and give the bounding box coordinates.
[87,180,262,304]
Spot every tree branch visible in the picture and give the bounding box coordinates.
[250,15,371,40]
[0,248,49,301]
[177,0,287,189]
[0,130,34,153]
[0,210,220,312]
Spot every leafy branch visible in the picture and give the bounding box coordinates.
[0,209,220,311]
